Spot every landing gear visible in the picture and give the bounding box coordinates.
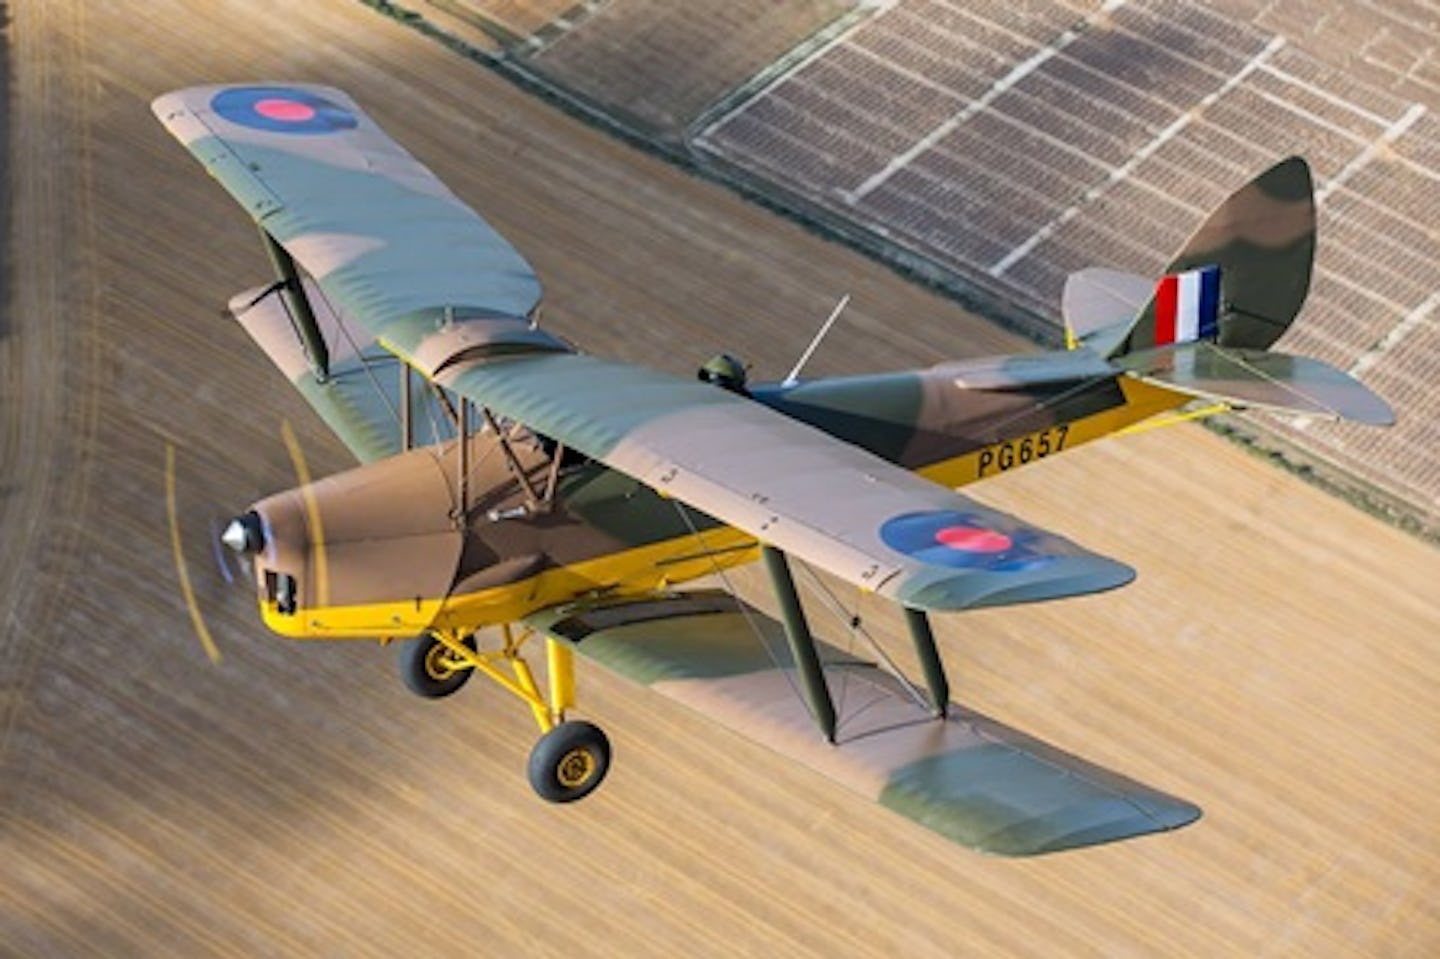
[413,625,613,802]
[527,721,611,803]
[397,633,477,698]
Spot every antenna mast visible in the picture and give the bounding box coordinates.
[783,294,850,386]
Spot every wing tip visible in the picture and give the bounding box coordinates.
[893,557,1137,613]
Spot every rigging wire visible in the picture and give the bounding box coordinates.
[311,284,403,434]
[791,561,933,715]
[666,500,807,710]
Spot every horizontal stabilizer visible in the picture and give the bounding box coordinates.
[527,592,1200,856]
[1116,342,1394,425]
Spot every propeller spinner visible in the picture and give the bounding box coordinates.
[221,511,265,555]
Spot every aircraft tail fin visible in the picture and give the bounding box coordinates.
[1114,155,1316,356]
[1062,156,1392,425]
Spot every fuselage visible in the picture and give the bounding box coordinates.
[754,350,1185,488]
[242,351,1189,640]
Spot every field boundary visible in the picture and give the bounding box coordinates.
[354,0,1439,546]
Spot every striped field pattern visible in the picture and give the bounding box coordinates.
[696,0,1440,523]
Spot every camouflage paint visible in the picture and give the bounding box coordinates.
[1114,156,1316,357]
[751,350,1131,473]
[164,86,1386,633]
[526,594,1200,856]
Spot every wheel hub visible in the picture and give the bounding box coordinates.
[557,747,596,788]
[423,643,458,680]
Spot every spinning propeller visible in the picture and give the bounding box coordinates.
[165,419,325,664]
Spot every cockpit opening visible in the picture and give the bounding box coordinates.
[697,353,750,395]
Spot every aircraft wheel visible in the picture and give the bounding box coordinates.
[397,634,477,699]
[527,721,611,803]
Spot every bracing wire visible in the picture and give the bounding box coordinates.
[311,284,403,432]
[791,562,932,715]
[666,500,807,710]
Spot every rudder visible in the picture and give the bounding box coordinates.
[1063,157,1392,426]
[1108,156,1315,358]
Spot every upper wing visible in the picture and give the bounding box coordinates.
[434,353,1133,612]
[151,84,543,333]
[155,83,1132,613]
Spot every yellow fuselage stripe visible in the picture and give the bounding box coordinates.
[261,525,759,639]
[918,377,1188,488]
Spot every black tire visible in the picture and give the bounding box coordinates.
[527,721,611,803]
[397,634,477,699]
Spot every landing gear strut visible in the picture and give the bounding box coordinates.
[412,624,612,802]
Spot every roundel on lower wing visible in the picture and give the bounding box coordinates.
[878,510,1055,572]
[210,87,358,135]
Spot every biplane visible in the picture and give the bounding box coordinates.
[153,85,1392,854]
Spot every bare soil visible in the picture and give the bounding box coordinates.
[2,1,1437,955]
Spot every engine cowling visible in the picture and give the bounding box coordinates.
[227,445,465,639]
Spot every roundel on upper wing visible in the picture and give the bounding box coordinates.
[878,510,1054,572]
[210,87,358,135]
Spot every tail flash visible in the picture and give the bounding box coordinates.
[1152,265,1221,346]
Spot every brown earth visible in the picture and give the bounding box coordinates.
[528,0,851,139]
[1,0,1438,955]
[419,0,854,140]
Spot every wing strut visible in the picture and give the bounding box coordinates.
[457,396,471,521]
[903,607,949,718]
[479,408,545,513]
[259,227,330,381]
[761,546,837,743]
[400,361,414,451]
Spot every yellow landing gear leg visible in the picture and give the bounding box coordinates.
[547,639,576,721]
[528,637,609,803]
[426,625,611,803]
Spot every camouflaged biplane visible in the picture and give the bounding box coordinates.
[153,85,1391,856]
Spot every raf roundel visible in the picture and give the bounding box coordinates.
[879,510,1053,572]
[210,87,358,135]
